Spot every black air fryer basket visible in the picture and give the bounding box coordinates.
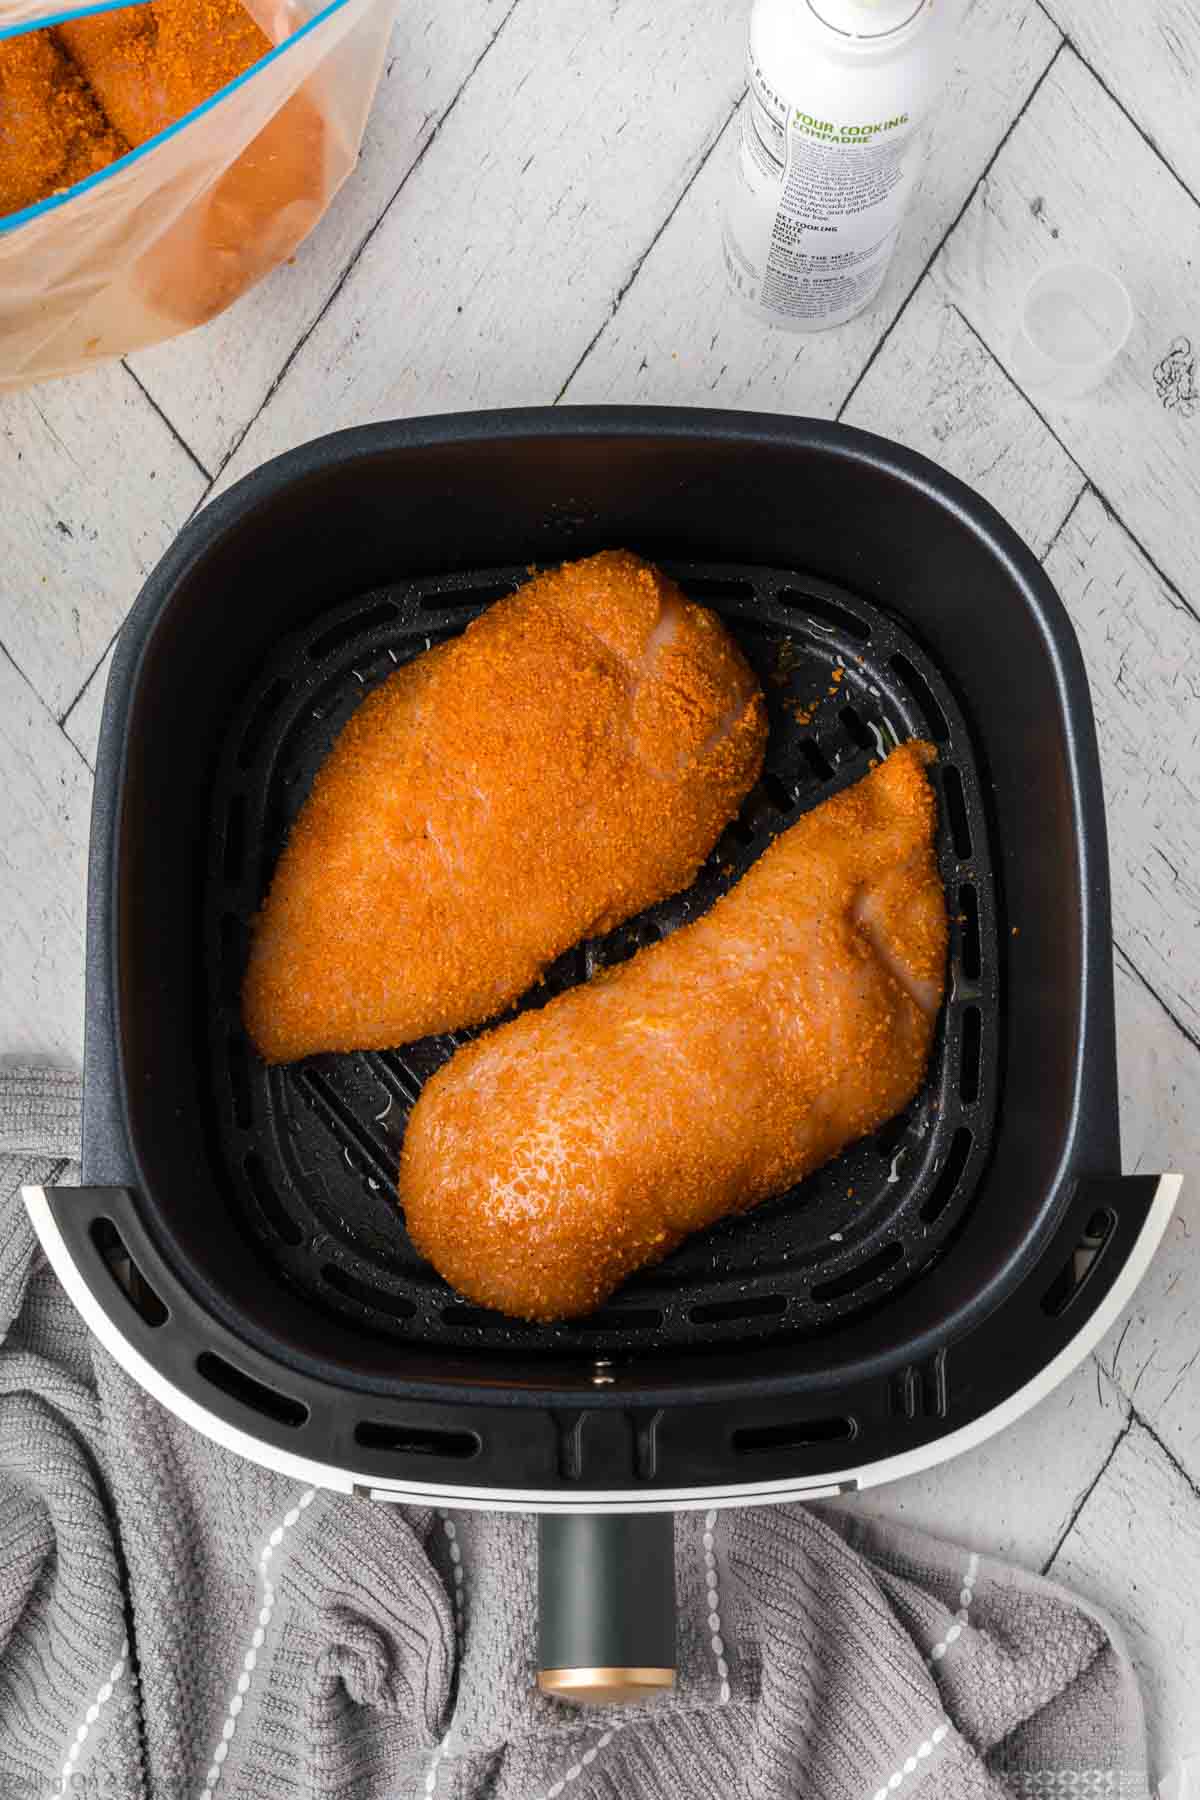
[26,408,1179,1696]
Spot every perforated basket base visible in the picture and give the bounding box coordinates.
[207,561,1000,1359]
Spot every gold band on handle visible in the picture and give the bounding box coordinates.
[537,1666,676,1705]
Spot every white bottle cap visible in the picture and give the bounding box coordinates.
[807,0,929,39]
[1011,262,1133,401]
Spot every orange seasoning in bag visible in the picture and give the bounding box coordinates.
[0,28,127,215]
[1,0,326,325]
[57,0,328,325]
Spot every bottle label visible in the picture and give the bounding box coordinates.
[724,43,925,326]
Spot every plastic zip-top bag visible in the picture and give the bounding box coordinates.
[0,0,396,387]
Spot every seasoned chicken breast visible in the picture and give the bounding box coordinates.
[244,551,766,1061]
[55,0,328,327]
[0,30,127,217]
[400,743,947,1321]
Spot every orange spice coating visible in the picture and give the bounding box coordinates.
[55,0,327,324]
[0,30,128,216]
[400,743,948,1322]
[243,551,768,1063]
[55,0,270,144]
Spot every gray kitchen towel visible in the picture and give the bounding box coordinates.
[0,1067,1149,1800]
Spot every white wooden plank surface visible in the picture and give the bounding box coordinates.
[215,0,747,493]
[836,1359,1127,1570]
[0,368,208,720]
[1098,955,1200,1488]
[1046,491,1200,1040]
[1049,1419,1200,1782]
[937,48,1200,607]
[562,0,1061,415]
[1042,0,1200,204]
[0,654,90,1065]
[847,950,1200,1570]
[128,0,513,475]
[0,0,1198,1727]
[841,277,1082,556]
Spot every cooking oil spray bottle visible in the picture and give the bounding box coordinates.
[722,0,956,331]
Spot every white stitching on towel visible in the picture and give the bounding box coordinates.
[929,1551,980,1665]
[55,1634,129,1795]
[1004,1776,1143,1796]
[423,1510,469,1795]
[441,1510,467,1651]
[200,1485,317,1796]
[702,1508,731,1704]
[869,1720,950,1799]
[535,1722,631,1800]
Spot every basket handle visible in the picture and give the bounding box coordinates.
[537,1512,676,1704]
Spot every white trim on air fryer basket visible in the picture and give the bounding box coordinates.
[22,1176,1183,1513]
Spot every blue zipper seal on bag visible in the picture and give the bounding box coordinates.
[0,0,352,236]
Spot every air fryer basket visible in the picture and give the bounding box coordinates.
[211,557,998,1358]
[29,411,1177,1520]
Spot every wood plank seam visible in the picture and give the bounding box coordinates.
[59,636,119,737]
[212,0,527,483]
[950,299,1200,633]
[920,297,1200,1052]
[1045,1414,1200,1773]
[181,474,216,534]
[60,434,223,727]
[841,277,1082,555]
[121,361,212,484]
[834,32,1067,424]
[1040,1396,1133,1573]
[0,640,91,776]
[1039,480,1090,566]
[1043,496,1200,1046]
[1109,1404,1200,1512]
[1115,943,1200,1062]
[1035,0,1200,213]
[556,91,745,402]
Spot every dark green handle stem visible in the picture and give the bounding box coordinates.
[537,1512,676,1703]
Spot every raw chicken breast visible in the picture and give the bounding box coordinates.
[244,551,766,1061]
[400,743,947,1321]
